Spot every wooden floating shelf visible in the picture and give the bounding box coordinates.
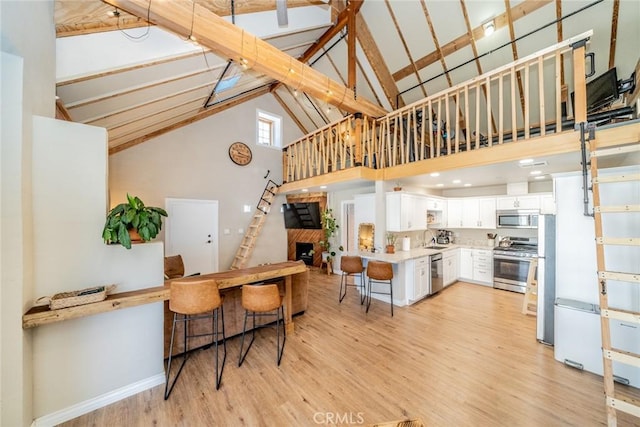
[22,286,168,329]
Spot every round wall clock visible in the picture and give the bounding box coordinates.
[228,141,252,166]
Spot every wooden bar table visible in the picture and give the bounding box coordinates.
[23,260,309,334]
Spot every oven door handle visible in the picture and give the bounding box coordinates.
[493,255,535,262]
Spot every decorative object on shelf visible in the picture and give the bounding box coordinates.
[102,193,168,249]
[228,141,252,165]
[385,232,397,254]
[393,181,402,191]
[36,284,117,310]
[310,208,343,273]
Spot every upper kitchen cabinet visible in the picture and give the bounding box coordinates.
[387,192,428,232]
[496,195,540,210]
[426,197,446,226]
[447,197,496,229]
[539,193,556,214]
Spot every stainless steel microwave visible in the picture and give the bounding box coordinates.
[496,210,539,228]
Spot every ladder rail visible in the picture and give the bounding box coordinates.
[230,180,280,270]
[587,133,640,426]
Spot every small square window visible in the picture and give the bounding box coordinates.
[256,110,282,148]
[258,118,273,146]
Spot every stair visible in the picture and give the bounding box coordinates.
[230,180,280,270]
[586,132,640,426]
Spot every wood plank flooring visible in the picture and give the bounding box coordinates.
[60,269,640,426]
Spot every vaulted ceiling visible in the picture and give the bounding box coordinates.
[54,0,639,155]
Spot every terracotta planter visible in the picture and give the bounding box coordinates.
[128,228,143,243]
[386,245,395,254]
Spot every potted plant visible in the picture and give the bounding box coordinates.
[102,194,168,249]
[386,232,397,253]
[310,208,343,267]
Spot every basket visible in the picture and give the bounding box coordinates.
[39,285,116,310]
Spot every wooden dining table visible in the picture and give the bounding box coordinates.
[166,260,309,333]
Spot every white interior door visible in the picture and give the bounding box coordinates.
[165,198,219,275]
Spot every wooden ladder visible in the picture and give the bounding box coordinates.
[521,258,538,316]
[230,180,280,270]
[588,137,640,426]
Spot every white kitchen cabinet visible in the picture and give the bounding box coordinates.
[408,257,430,303]
[448,197,495,229]
[443,250,458,287]
[540,193,556,214]
[459,248,492,285]
[459,248,473,280]
[426,197,445,211]
[472,249,493,284]
[496,195,540,210]
[387,192,428,231]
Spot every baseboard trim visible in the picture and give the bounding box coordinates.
[32,373,165,427]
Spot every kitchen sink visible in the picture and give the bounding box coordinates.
[428,246,448,250]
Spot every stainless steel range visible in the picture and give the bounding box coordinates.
[493,236,538,293]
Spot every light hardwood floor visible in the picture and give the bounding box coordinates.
[61,269,639,426]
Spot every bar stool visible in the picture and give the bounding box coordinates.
[339,256,366,304]
[164,279,226,400]
[366,261,394,316]
[238,283,286,367]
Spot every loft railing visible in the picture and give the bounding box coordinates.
[283,30,591,183]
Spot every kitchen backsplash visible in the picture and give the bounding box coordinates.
[388,227,537,250]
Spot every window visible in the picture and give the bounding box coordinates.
[258,118,273,146]
[256,110,282,148]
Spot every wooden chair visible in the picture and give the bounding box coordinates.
[238,283,286,366]
[164,255,185,279]
[366,261,394,316]
[164,279,226,399]
[339,256,365,304]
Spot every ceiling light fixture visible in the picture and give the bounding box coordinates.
[452,179,461,184]
[519,158,534,164]
[464,183,472,187]
[430,172,440,177]
[436,184,444,187]
[530,170,542,175]
[107,8,120,18]
[483,20,495,37]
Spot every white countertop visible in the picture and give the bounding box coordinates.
[345,244,494,263]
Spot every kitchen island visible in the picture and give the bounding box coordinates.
[343,244,493,306]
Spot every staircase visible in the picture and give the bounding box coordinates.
[230,179,280,270]
[585,126,640,426]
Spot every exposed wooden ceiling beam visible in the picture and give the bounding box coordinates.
[56,0,326,37]
[356,14,401,109]
[270,0,362,93]
[392,0,552,82]
[109,86,270,154]
[609,0,620,70]
[347,0,358,92]
[385,0,427,99]
[103,0,386,118]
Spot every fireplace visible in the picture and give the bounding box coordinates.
[296,242,314,266]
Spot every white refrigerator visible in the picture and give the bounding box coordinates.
[553,166,640,387]
[536,213,555,345]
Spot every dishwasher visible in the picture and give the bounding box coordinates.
[430,253,444,295]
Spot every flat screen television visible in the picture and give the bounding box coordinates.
[572,68,620,115]
[282,202,322,229]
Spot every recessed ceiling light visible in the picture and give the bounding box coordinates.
[452,179,461,184]
[519,158,534,164]
[320,185,327,189]
[430,172,440,177]
[530,170,542,175]
[436,183,444,187]
[534,175,546,180]
[302,188,308,192]
[464,183,472,187]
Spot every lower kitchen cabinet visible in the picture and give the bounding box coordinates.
[459,248,492,286]
[443,250,458,287]
[409,256,430,302]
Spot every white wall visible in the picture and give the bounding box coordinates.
[109,94,303,269]
[31,116,165,423]
[1,1,56,425]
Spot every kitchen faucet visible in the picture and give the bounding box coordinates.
[423,229,436,247]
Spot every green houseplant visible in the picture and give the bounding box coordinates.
[311,208,343,264]
[102,194,168,249]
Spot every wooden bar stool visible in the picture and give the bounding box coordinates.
[366,261,394,316]
[164,279,226,400]
[238,283,286,367]
[339,256,366,304]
